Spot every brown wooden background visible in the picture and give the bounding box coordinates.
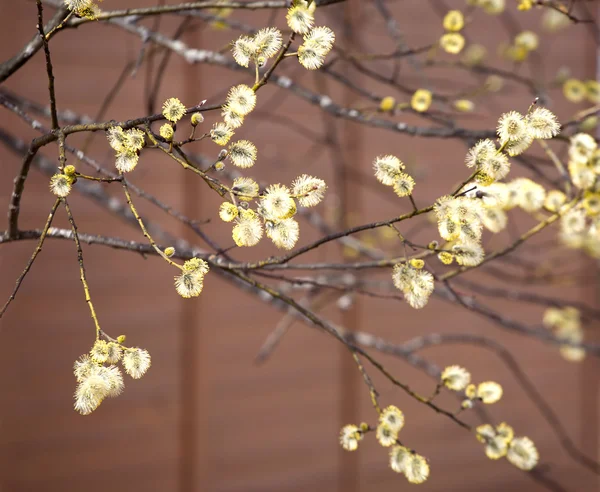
[1,1,599,491]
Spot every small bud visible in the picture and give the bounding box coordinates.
[359,422,369,432]
[580,115,599,132]
[164,247,175,257]
[214,161,225,171]
[218,149,228,161]
[191,112,204,126]
[64,164,76,176]
[461,399,473,409]
[257,56,267,67]
[427,240,439,250]
[117,335,127,344]
[484,75,504,93]
[453,99,474,112]
[379,96,396,112]
[409,258,425,269]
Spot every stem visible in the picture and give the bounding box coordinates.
[121,177,183,269]
[0,199,61,319]
[64,199,102,338]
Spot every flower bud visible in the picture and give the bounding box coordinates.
[379,96,396,112]
[159,123,174,141]
[64,164,76,176]
[191,112,204,126]
[409,258,425,269]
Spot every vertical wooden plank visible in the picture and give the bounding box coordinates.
[179,22,209,492]
[338,3,364,492]
[580,3,600,481]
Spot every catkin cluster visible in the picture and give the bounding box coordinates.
[440,365,538,470]
[74,338,151,415]
[340,406,430,484]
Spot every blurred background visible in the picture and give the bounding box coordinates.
[0,1,599,491]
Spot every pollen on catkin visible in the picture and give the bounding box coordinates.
[465,139,496,166]
[210,123,234,146]
[64,0,100,19]
[162,97,186,123]
[304,26,335,51]
[126,128,145,151]
[373,155,405,186]
[74,354,97,383]
[99,364,125,398]
[122,347,151,379]
[106,342,123,364]
[232,177,259,201]
[174,258,209,299]
[452,241,485,266]
[232,35,257,67]
[402,453,430,484]
[226,85,257,116]
[228,140,257,168]
[340,424,363,451]
[286,5,314,34]
[254,27,283,59]
[497,111,533,156]
[159,124,174,141]
[485,435,509,460]
[107,126,127,152]
[106,126,144,173]
[496,422,514,443]
[50,173,73,197]
[219,202,239,222]
[379,405,405,433]
[291,174,327,207]
[507,437,539,470]
[298,26,335,70]
[90,339,110,363]
[259,184,297,221]
[526,107,560,139]
[438,251,454,265]
[476,381,503,404]
[74,372,109,415]
[393,174,416,197]
[390,445,410,473]
[265,218,300,250]
[376,421,398,447]
[441,365,471,391]
[232,210,264,247]
[221,106,245,129]
[115,149,140,173]
[392,263,435,309]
